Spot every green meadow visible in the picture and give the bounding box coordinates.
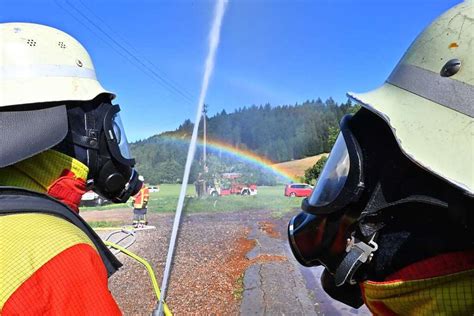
[80,184,303,216]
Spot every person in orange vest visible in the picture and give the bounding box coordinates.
[132,176,150,228]
[0,23,142,314]
[288,2,473,314]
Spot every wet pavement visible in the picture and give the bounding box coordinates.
[240,216,371,316]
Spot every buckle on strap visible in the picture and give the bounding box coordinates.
[335,234,378,286]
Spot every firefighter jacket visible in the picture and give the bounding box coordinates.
[0,150,122,315]
[133,186,149,209]
[361,250,474,315]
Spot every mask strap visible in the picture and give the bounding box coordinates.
[335,232,378,286]
[333,184,449,286]
[69,130,99,149]
[71,110,102,179]
[357,182,448,237]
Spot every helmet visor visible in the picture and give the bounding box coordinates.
[111,112,132,160]
[308,133,350,207]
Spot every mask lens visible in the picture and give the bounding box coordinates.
[288,212,326,267]
[111,113,132,159]
[308,133,350,207]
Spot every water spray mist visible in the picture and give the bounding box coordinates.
[155,1,229,315]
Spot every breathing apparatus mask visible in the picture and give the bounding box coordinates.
[57,98,142,203]
[288,114,369,285]
[288,110,472,307]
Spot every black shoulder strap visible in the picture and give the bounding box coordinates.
[0,186,122,277]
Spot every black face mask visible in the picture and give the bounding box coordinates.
[56,99,142,203]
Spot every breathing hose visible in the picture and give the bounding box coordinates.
[104,241,173,316]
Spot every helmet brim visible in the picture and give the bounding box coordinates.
[0,104,68,167]
[348,82,473,195]
[0,77,115,108]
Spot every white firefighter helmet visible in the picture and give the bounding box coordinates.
[0,23,115,167]
[347,1,474,195]
[0,22,114,107]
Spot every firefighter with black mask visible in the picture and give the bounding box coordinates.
[288,1,473,314]
[0,23,142,314]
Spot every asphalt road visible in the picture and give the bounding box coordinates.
[239,213,371,316]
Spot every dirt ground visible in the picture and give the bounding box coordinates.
[83,209,371,316]
[83,210,289,315]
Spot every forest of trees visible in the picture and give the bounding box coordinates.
[130,98,359,184]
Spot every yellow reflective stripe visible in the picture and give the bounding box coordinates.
[363,269,474,314]
[0,213,95,308]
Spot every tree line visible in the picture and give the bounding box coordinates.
[131,98,359,185]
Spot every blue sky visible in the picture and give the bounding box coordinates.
[2,0,460,141]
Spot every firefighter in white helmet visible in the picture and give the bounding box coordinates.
[0,23,142,314]
[288,1,473,314]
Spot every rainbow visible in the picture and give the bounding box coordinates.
[160,134,299,182]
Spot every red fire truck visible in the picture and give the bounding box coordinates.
[208,172,257,196]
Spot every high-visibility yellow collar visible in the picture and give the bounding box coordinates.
[0,150,88,192]
[0,150,89,211]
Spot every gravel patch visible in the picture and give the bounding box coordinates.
[91,209,369,316]
[99,211,276,315]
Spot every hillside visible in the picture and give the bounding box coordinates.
[272,153,328,179]
[131,98,358,184]
[170,98,356,162]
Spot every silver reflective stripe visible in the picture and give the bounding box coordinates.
[0,64,97,80]
[387,63,474,117]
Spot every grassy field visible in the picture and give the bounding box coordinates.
[80,184,303,216]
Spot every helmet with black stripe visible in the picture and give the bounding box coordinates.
[347,1,473,195]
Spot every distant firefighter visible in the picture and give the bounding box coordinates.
[132,175,150,228]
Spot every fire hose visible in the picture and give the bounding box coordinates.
[104,237,172,316]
